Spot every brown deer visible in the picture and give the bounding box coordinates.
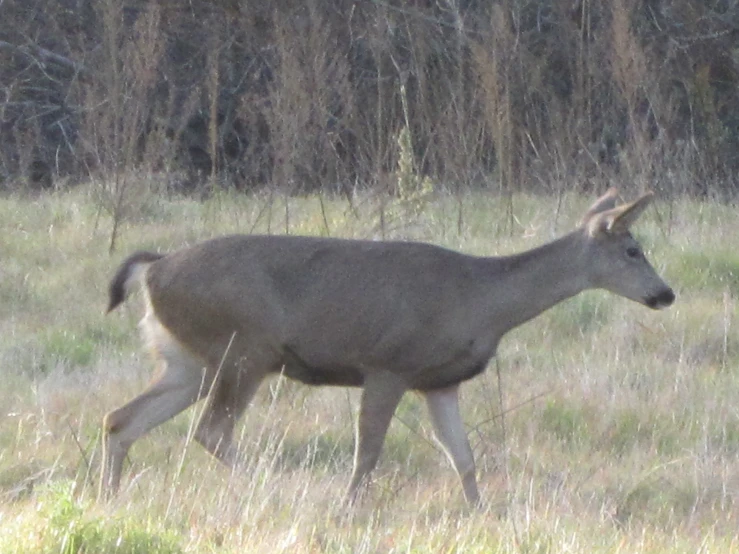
[100,189,674,504]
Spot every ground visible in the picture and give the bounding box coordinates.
[0,186,737,553]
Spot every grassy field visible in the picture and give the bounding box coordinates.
[1,185,737,553]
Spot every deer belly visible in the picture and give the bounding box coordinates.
[410,359,489,391]
[404,339,496,391]
[280,346,365,386]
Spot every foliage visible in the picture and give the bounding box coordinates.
[0,1,737,195]
[0,482,182,554]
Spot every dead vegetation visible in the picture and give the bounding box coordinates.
[1,0,737,196]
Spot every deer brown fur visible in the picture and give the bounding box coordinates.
[100,189,675,504]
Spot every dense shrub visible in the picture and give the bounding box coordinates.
[1,0,737,195]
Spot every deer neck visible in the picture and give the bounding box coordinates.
[480,230,590,336]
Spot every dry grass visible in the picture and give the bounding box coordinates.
[1,186,737,552]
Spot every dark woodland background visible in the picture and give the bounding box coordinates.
[1,0,737,197]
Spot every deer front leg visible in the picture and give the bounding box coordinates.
[423,384,480,505]
[346,372,406,503]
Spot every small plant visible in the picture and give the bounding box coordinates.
[41,329,97,370]
[394,125,434,217]
[539,398,592,446]
[373,123,434,238]
[83,2,165,253]
[0,481,183,554]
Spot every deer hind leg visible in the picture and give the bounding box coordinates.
[193,362,266,466]
[346,371,406,503]
[423,384,480,505]
[100,328,208,499]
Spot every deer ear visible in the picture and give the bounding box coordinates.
[580,187,619,226]
[607,192,654,233]
[586,192,654,237]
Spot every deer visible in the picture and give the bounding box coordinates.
[100,188,675,505]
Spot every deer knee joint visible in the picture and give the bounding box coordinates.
[102,410,123,436]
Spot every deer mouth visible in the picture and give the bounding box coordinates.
[645,289,675,309]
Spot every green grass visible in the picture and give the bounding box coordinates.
[1,185,738,552]
[0,482,183,553]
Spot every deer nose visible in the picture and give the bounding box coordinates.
[645,288,675,309]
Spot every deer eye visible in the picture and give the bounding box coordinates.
[626,247,641,259]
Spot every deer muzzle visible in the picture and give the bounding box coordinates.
[645,288,675,310]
